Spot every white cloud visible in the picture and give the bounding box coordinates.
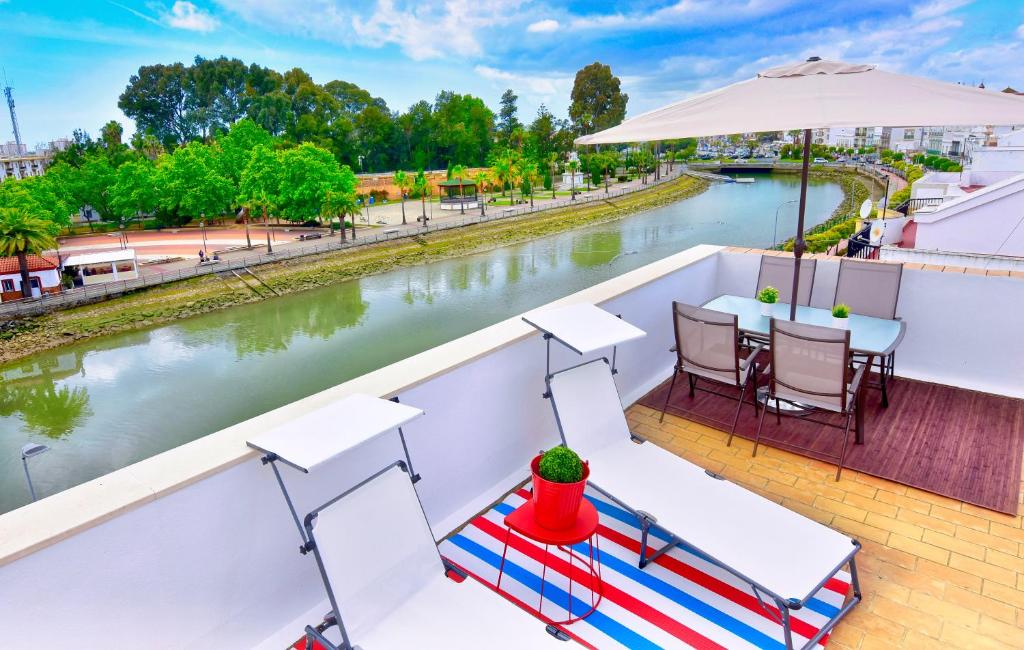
[474,64,573,106]
[1016,24,1024,39]
[527,19,558,33]
[216,0,525,61]
[911,0,972,20]
[161,1,219,32]
[568,0,796,31]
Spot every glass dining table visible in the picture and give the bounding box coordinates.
[702,294,907,443]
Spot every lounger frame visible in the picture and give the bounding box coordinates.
[545,358,863,650]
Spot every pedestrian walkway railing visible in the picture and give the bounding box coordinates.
[0,169,687,318]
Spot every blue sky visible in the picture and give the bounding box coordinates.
[1,0,1022,147]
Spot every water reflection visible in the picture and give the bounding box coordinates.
[0,352,91,439]
[571,231,624,268]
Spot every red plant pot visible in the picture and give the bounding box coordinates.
[531,454,590,530]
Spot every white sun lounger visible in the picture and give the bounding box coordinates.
[546,358,862,650]
[302,462,567,649]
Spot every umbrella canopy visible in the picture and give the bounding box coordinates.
[576,58,1024,144]
[575,57,1024,321]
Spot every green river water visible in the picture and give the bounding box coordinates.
[0,174,844,513]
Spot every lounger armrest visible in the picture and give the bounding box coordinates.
[740,343,764,370]
[847,363,867,397]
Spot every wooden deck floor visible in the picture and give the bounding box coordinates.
[626,404,1024,649]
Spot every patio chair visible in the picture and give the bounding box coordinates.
[301,461,566,650]
[659,302,762,443]
[546,358,862,650]
[756,255,817,306]
[833,258,903,406]
[754,319,866,481]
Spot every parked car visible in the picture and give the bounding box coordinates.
[813,157,829,164]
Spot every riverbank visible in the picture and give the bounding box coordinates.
[1,175,710,365]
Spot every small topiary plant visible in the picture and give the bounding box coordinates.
[538,446,584,484]
[832,303,851,318]
[757,286,780,304]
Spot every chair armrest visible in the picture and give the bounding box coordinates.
[847,363,868,396]
[739,343,764,370]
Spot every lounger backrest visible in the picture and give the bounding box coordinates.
[673,302,741,386]
[756,256,816,306]
[770,319,850,413]
[548,359,631,457]
[834,259,903,319]
[311,464,442,640]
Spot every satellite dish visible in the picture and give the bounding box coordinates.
[859,198,874,219]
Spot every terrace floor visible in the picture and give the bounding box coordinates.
[626,403,1024,649]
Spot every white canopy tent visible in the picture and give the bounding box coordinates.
[576,57,1024,318]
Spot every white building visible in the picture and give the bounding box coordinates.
[63,249,140,285]
[0,139,70,181]
[0,254,61,301]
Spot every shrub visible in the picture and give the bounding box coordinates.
[369,189,389,202]
[617,175,628,182]
[757,286,780,304]
[832,303,851,318]
[538,446,584,483]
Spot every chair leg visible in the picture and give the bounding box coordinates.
[879,355,890,408]
[836,412,854,481]
[749,364,760,416]
[753,394,769,457]
[659,368,679,424]
[687,373,696,398]
[727,380,748,447]
[775,397,781,426]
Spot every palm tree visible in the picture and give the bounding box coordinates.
[394,170,412,225]
[548,153,560,199]
[523,162,541,208]
[492,154,512,200]
[0,208,58,299]
[413,170,429,226]
[568,158,580,200]
[451,164,467,214]
[473,170,490,215]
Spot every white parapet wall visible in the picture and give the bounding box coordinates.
[1,245,1022,647]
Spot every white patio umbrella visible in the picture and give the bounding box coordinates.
[576,57,1024,319]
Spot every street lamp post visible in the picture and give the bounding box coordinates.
[200,217,208,256]
[21,443,49,502]
[774,199,798,249]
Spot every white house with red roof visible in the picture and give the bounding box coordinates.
[0,254,61,302]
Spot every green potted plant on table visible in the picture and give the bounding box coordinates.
[832,303,851,329]
[531,446,589,530]
[757,286,780,317]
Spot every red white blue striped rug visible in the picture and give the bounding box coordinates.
[439,486,852,649]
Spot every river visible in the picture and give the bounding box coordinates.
[0,174,844,513]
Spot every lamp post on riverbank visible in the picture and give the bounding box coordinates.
[774,199,798,249]
[21,443,49,502]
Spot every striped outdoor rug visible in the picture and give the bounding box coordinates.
[439,486,852,650]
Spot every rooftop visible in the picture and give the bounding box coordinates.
[0,245,1021,648]
[0,254,58,275]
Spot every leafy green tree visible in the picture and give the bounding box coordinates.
[109,160,159,230]
[0,207,59,298]
[569,62,628,135]
[413,169,429,224]
[497,89,521,147]
[238,144,283,252]
[450,164,467,214]
[394,170,412,225]
[215,118,275,195]
[158,141,233,226]
[433,91,495,167]
[278,143,356,223]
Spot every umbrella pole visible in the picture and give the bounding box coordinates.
[790,128,812,321]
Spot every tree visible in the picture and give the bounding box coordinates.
[0,208,58,299]
[109,160,159,230]
[413,169,429,225]
[215,118,275,197]
[472,169,490,215]
[497,89,521,147]
[278,143,357,224]
[450,164,467,214]
[569,62,628,135]
[159,141,233,226]
[239,144,283,252]
[394,170,412,225]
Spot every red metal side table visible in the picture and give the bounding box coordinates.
[496,499,603,625]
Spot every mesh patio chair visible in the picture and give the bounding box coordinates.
[660,302,762,443]
[756,255,817,306]
[755,319,866,481]
[834,259,903,406]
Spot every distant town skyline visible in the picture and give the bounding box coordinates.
[1,0,1022,146]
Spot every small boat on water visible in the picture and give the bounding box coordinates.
[734,177,755,183]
